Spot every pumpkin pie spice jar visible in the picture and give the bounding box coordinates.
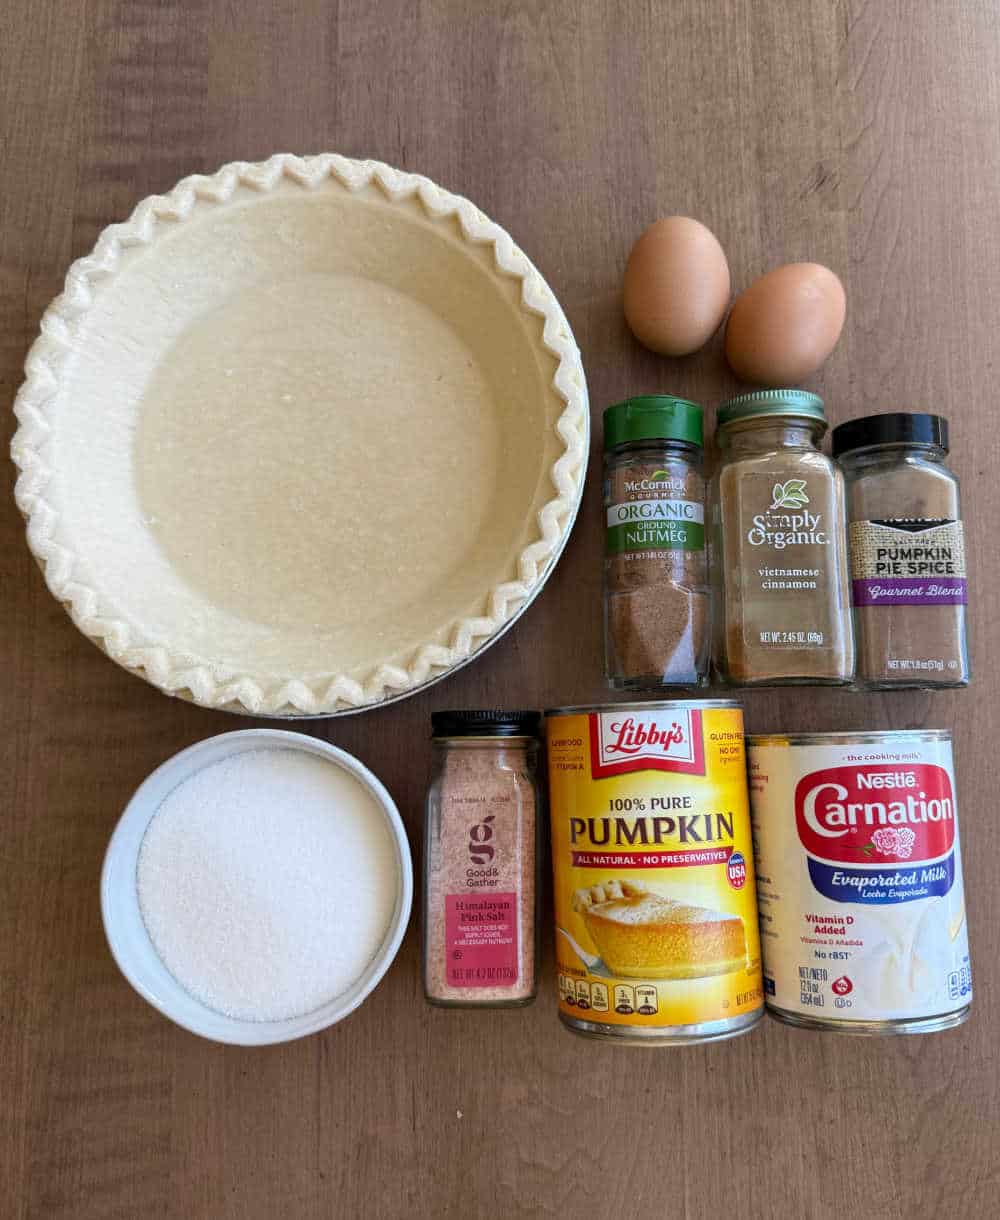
[833,413,970,688]
[709,390,854,685]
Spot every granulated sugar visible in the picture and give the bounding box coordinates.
[136,747,398,1022]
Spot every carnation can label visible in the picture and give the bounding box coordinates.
[546,701,764,1045]
[748,731,972,1034]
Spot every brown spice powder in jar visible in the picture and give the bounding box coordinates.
[711,390,854,685]
[833,413,970,687]
[606,566,709,682]
[603,397,709,689]
[423,711,540,1007]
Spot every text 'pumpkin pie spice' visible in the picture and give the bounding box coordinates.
[603,397,710,690]
[422,711,541,1007]
[546,701,764,1045]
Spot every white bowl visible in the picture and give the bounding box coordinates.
[101,729,412,1044]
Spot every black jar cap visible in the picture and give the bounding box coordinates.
[431,709,541,738]
[832,412,949,458]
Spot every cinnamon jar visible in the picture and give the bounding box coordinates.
[603,395,709,689]
[710,389,854,685]
[833,412,970,688]
[422,710,541,1008]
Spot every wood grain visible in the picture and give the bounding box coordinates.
[3,1,999,1216]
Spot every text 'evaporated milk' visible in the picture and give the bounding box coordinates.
[748,731,972,1034]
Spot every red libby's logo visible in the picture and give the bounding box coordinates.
[590,710,705,778]
[795,764,955,865]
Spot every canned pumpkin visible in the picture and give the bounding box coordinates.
[546,701,764,1045]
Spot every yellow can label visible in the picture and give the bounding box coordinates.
[547,704,763,1030]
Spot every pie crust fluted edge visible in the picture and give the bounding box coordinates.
[10,153,589,715]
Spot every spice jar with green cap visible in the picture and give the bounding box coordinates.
[603,394,709,689]
[709,389,854,685]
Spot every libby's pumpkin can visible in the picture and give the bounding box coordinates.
[546,701,764,1045]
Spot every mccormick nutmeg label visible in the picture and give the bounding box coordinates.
[749,734,972,1026]
[604,466,705,557]
[547,703,763,1037]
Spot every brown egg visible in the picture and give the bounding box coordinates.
[725,262,846,385]
[623,217,731,356]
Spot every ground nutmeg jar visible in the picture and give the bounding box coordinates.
[423,710,541,1007]
[833,412,970,688]
[710,389,854,685]
[603,395,709,689]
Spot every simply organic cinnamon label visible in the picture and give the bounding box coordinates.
[546,704,763,1035]
[738,474,836,646]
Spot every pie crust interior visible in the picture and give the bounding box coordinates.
[572,879,748,980]
[11,155,588,714]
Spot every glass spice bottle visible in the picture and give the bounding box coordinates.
[710,389,854,685]
[603,395,709,689]
[423,710,541,1008]
[833,412,970,688]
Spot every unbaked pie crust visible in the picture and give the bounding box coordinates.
[11,155,588,715]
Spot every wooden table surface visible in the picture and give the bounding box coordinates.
[3,3,999,1217]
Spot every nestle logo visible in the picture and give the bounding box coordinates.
[590,710,705,778]
[795,764,955,865]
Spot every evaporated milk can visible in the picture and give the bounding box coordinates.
[546,701,764,1045]
[748,730,972,1034]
